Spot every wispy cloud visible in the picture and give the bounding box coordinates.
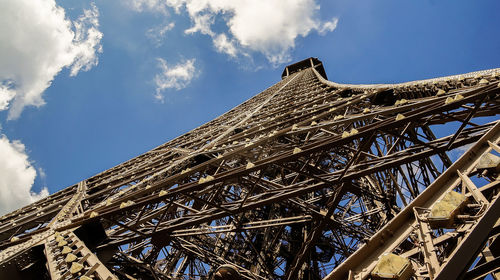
[147,22,175,46]
[127,0,169,14]
[318,17,339,35]
[154,58,198,102]
[213,33,238,57]
[0,0,103,119]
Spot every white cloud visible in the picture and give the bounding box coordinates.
[0,83,16,111]
[128,0,169,14]
[162,0,339,65]
[69,4,103,76]
[0,0,102,120]
[147,22,176,46]
[318,17,339,35]
[166,0,186,13]
[213,33,238,57]
[184,13,214,36]
[154,58,198,102]
[0,135,48,216]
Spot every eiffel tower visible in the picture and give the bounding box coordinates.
[1,58,499,280]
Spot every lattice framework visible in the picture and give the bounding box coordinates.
[1,58,499,280]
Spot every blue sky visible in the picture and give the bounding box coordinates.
[0,0,499,214]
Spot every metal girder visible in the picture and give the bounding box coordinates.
[45,231,117,280]
[326,123,500,280]
[1,58,499,279]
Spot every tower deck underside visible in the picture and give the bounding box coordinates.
[1,60,500,280]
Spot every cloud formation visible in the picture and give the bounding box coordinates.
[165,0,338,65]
[129,0,338,64]
[318,18,339,35]
[0,135,48,216]
[128,0,169,14]
[154,58,197,102]
[213,33,238,58]
[147,22,176,46]
[0,0,103,119]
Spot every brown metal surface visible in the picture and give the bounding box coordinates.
[0,58,499,279]
[326,124,500,280]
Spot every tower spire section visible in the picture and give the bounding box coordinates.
[1,58,499,280]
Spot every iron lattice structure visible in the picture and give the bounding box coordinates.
[1,58,500,280]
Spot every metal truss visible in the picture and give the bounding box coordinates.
[0,58,499,280]
[327,124,500,280]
